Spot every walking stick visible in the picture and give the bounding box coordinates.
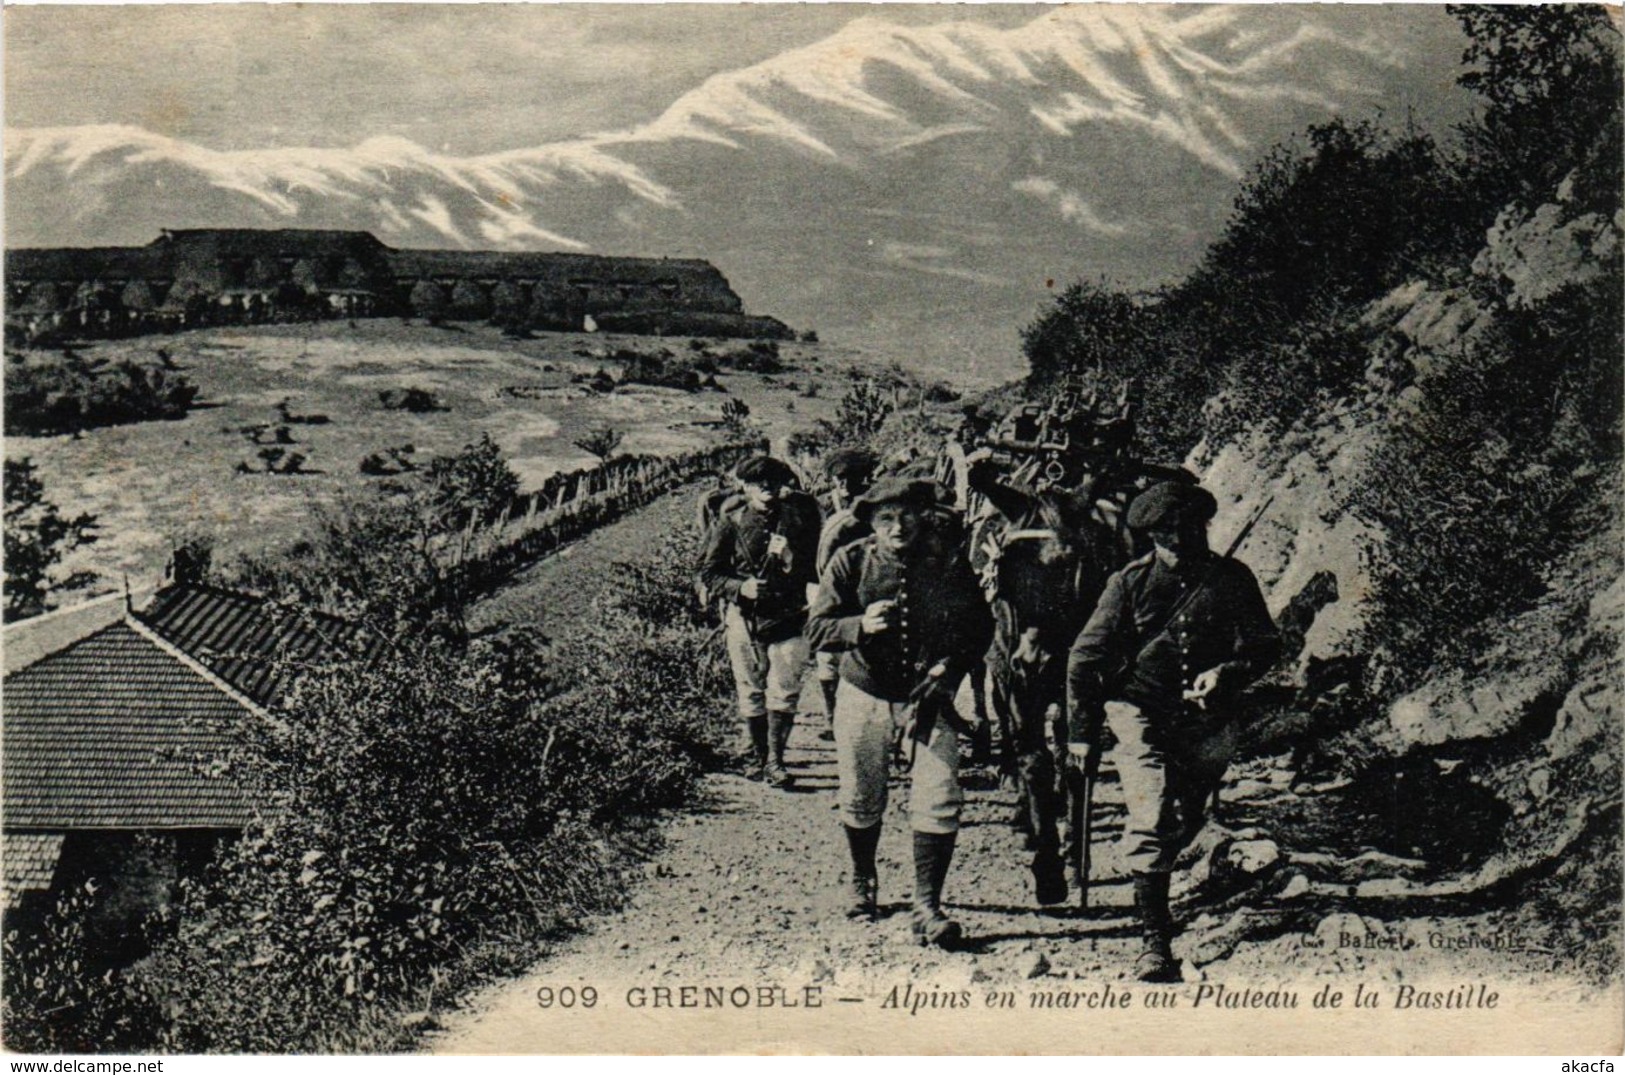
[1072,707,1104,911]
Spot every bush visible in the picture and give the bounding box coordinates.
[784,429,829,458]
[134,530,731,1052]
[1452,4,1623,215]
[617,349,705,392]
[359,444,418,477]
[816,376,892,448]
[571,369,617,394]
[276,398,330,426]
[1181,120,1468,343]
[378,387,447,413]
[223,487,468,643]
[425,433,521,528]
[4,458,98,623]
[719,399,752,436]
[2,883,162,1053]
[249,446,312,475]
[1354,271,1621,689]
[719,340,783,374]
[1202,298,1369,448]
[143,641,610,1048]
[5,352,199,436]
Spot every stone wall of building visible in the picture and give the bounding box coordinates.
[5,229,787,341]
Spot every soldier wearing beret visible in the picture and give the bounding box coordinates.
[1066,480,1280,982]
[807,478,993,946]
[701,455,823,788]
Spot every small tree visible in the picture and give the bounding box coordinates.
[424,433,521,527]
[817,377,890,446]
[573,427,624,460]
[4,458,99,622]
[719,398,752,437]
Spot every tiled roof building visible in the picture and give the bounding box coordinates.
[2,584,374,915]
[135,583,379,709]
[3,619,255,832]
[3,833,65,909]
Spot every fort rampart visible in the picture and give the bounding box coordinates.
[5,229,791,342]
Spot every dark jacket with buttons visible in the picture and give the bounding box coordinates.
[700,491,822,644]
[1066,549,1280,734]
[807,531,993,702]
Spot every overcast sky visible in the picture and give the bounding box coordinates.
[5,4,1471,155]
[3,5,1029,153]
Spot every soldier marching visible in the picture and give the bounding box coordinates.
[806,477,992,946]
[700,455,824,789]
[697,385,1279,973]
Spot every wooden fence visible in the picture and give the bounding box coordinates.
[445,439,766,587]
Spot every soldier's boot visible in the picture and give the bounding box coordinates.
[843,823,880,920]
[766,710,796,789]
[910,831,963,949]
[818,680,839,742]
[745,716,769,782]
[1132,872,1182,983]
[1031,850,1068,907]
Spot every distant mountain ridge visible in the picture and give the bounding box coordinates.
[5,6,1419,380]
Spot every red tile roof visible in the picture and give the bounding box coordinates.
[134,584,379,708]
[3,621,254,830]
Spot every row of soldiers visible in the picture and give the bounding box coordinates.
[697,407,1279,982]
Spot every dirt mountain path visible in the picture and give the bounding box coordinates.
[468,479,707,636]
[430,710,1150,1054]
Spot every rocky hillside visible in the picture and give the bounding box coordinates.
[1169,178,1622,979]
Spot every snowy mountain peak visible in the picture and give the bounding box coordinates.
[5,7,1433,377]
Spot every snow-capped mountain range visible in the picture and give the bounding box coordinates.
[6,6,1426,381]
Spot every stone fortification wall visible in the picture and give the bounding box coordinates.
[5,229,783,340]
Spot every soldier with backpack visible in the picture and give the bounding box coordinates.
[700,455,823,788]
[813,448,880,731]
[1066,480,1280,982]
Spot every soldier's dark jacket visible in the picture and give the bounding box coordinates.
[807,531,993,702]
[1067,548,1280,732]
[701,490,822,643]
